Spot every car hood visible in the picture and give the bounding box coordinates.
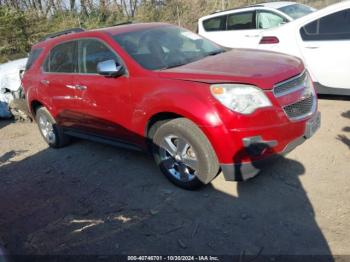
[157,49,304,89]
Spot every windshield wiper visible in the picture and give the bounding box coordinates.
[207,49,225,56]
[159,50,225,70]
[159,62,188,70]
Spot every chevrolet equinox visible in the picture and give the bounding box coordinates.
[22,23,320,189]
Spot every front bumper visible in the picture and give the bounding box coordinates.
[220,111,320,181]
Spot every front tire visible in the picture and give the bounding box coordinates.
[151,118,219,190]
[35,107,70,148]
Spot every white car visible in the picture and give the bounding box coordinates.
[198,1,315,49]
[0,58,27,118]
[257,1,350,95]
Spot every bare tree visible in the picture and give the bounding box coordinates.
[80,0,88,16]
[129,0,138,17]
[119,0,139,18]
[69,0,75,11]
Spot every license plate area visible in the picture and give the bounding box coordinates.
[305,112,321,139]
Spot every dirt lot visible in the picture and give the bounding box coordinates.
[0,97,349,257]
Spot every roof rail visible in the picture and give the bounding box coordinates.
[41,28,85,41]
[90,21,134,31]
[210,4,263,15]
[113,21,133,26]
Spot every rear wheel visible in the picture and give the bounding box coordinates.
[35,107,70,148]
[151,118,219,190]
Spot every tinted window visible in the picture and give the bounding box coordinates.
[227,11,255,30]
[278,4,315,19]
[257,11,286,29]
[113,26,224,70]
[203,16,227,31]
[303,20,318,35]
[25,48,42,70]
[43,41,77,73]
[78,39,119,74]
[300,9,350,41]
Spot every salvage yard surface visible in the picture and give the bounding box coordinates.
[0,98,349,256]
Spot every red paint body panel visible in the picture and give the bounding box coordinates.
[22,23,318,168]
[158,49,304,89]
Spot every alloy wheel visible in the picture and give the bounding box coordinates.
[38,114,56,144]
[159,135,199,182]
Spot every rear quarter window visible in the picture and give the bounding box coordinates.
[300,9,350,41]
[25,48,43,70]
[203,15,227,31]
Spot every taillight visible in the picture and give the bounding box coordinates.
[259,36,279,44]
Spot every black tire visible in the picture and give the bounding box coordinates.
[151,118,219,190]
[35,107,70,148]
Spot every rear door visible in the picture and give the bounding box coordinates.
[40,41,82,128]
[72,38,132,140]
[298,8,350,89]
[224,10,260,48]
[200,11,259,49]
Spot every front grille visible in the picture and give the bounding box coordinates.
[283,96,314,119]
[274,71,306,97]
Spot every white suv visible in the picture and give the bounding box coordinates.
[198,1,315,49]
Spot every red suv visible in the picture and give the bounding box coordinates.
[22,23,320,189]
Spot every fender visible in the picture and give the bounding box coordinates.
[131,85,223,135]
[26,86,53,117]
[129,84,238,165]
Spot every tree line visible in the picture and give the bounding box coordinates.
[0,0,339,63]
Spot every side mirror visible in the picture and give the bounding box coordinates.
[97,60,124,77]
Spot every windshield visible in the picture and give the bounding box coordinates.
[113,26,225,70]
[278,4,315,19]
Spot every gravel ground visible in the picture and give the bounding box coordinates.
[0,97,349,258]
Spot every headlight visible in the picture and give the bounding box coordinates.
[210,84,272,114]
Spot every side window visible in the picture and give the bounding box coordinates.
[300,9,350,41]
[203,16,227,31]
[43,41,77,73]
[25,48,43,71]
[227,11,255,30]
[256,11,286,29]
[302,20,318,35]
[78,39,119,74]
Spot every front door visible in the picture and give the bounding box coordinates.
[72,38,133,141]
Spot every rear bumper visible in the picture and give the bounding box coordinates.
[314,82,350,96]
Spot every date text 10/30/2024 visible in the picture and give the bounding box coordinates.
[127,256,220,261]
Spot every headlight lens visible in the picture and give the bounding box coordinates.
[210,84,272,114]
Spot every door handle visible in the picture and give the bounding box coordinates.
[65,84,87,90]
[41,79,50,85]
[305,46,320,49]
[65,84,76,89]
[75,85,87,91]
